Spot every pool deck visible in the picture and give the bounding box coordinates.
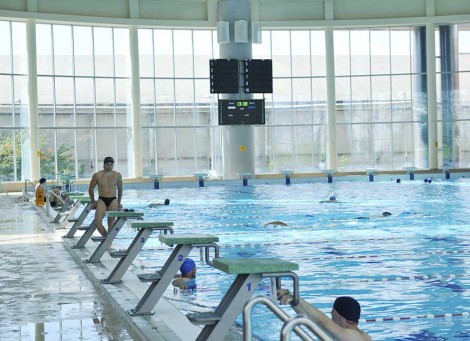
[0,193,211,341]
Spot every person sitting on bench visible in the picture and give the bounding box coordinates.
[49,185,62,207]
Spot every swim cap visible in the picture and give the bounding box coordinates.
[382,211,392,217]
[180,258,196,275]
[329,196,336,201]
[333,296,361,322]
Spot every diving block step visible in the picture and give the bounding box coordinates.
[59,211,72,216]
[213,257,299,274]
[137,273,162,282]
[91,236,106,242]
[159,234,219,247]
[129,221,174,233]
[78,225,90,230]
[109,250,127,258]
[187,312,221,326]
[68,218,79,222]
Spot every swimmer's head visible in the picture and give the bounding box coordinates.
[164,199,170,205]
[329,196,336,201]
[382,211,392,217]
[396,179,401,183]
[333,296,361,323]
[180,258,196,276]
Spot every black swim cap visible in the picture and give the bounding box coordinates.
[333,296,361,322]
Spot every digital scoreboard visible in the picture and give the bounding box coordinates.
[209,59,239,93]
[243,59,273,93]
[218,99,265,125]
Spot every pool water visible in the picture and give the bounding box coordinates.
[105,179,470,340]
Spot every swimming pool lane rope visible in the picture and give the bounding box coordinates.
[361,311,470,323]
[162,293,470,325]
[135,235,404,250]
[329,273,470,284]
[294,249,470,262]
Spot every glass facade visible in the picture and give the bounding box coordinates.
[1,19,470,181]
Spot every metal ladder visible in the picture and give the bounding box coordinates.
[243,295,333,341]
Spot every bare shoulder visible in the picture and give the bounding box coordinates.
[344,329,372,341]
[113,170,123,180]
[91,170,103,180]
[329,325,371,341]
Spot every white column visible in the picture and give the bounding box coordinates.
[325,27,337,170]
[218,0,254,179]
[129,26,143,177]
[426,23,438,169]
[26,20,40,181]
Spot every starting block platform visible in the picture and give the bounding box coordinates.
[188,257,299,341]
[79,211,144,263]
[63,197,93,238]
[101,221,174,284]
[128,234,219,316]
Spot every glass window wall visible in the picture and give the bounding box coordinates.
[2,19,470,182]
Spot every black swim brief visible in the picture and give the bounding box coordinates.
[98,196,117,208]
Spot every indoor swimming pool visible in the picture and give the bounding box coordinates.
[99,178,470,340]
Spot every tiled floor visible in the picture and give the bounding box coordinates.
[0,194,143,340]
[0,193,247,341]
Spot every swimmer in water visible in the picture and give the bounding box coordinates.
[320,196,338,203]
[356,211,392,220]
[148,199,170,208]
[263,221,289,226]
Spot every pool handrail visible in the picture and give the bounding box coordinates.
[199,242,220,265]
[243,295,331,341]
[280,314,333,341]
[24,179,35,195]
[243,296,308,341]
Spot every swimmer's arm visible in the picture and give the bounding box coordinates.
[116,173,123,207]
[294,299,362,341]
[172,277,188,290]
[291,298,338,334]
[172,278,183,287]
[278,291,346,340]
[88,174,98,205]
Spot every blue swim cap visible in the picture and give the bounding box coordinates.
[329,196,336,201]
[180,258,196,275]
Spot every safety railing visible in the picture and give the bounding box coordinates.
[243,296,314,341]
[15,179,36,202]
[198,242,220,266]
[281,314,333,341]
[48,190,67,206]
[24,179,35,195]
[243,272,333,341]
